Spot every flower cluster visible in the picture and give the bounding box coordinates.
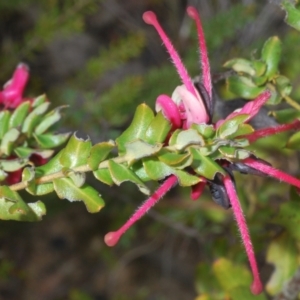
[104,7,300,295]
[0,64,67,185]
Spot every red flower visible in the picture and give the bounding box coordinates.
[104,7,300,295]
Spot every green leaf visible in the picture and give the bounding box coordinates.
[173,169,201,187]
[223,58,256,76]
[53,178,104,213]
[168,129,181,146]
[190,148,225,179]
[22,102,50,135]
[229,124,254,139]
[36,150,63,175]
[275,75,292,97]
[108,160,150,195]
[34,106,67,135]
[32,94,47,107]
[281,0,300,31]
[22,166,42,195]
[1,128,20,155]
[0,186,46,221]
[226,76,264,99]
[213,258,252,291]
[14,147,54,159]
[143,157,173,180]
[158,149,192,168]
[116,104,155,154]
[130,161,151,182]
[217,114,249,139]
[191,124,215,139]
[218,147,251,160]
[174,129,205,150]
[124,140,162,164]
[34,132,70,149]
[9,101,31,128]
[0,111,11,139]
[60,134,92,168]
[88,141,115,171]
[266,233,298,295]
[31,151,63,195]
[261,36,282,79]
[265,83,282,105]
[143,111,172,144]
[273,108,300,124]
[286,131,300,150]
[252,60,267,77]
[0,157,27,172]
[0,169,7,181]
[93,168,114,186]
[68,172,86,187]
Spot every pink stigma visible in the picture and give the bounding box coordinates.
[244,158,300,189]
[187,6,212,99]
[142,11,197,98]
[104,231,120,247]
[104,175,178,247]
[223,175,263,295]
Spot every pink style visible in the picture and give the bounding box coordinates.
[104,7,300,295]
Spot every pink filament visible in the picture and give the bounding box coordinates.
[244,157,300,188]
[104,175,178,247]
[143,11,197,98]
[223,175,263,295]
[187,6,212,99]
[242,120,300,143]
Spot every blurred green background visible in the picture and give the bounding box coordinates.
[0,0,300,299]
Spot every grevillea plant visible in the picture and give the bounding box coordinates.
[1,5,300,297]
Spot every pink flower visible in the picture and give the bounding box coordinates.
[104,7,300,295]
[0,63,29,109]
